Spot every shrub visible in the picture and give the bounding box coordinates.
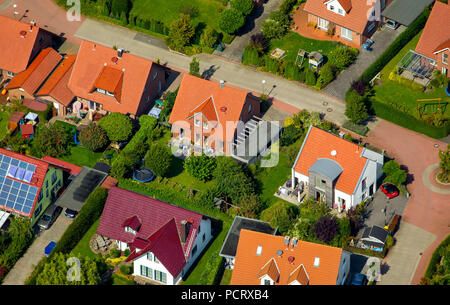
[388,71,424,91]
[438,144,450,183]
[110,248,120,258]
[260,202,298,234]
[120,264,133,275]
[284,62,301,81]
[238,194,261,218]
[280,124,303,146]
[345,90,368,124]
[124,249,131,257]
[264,56,279,74]
[198,249,225,285]
[279,0,298,14]
[242,45,261,66]
[261,19,285,40]
[189,56,200,77]
[98,112,133,142]
[230,0,254,16]
[385,235,394,249]
[342,121,369,136]
[34,123,71,158]
[328,46,357,70]
[269,9,290,29]
[317,63,334,86]
[79,124,109,152]
[249,33,267,53]
[351,79,367,96]
[218,8,245,34]
[313,215,339,243]
[167,14,195,51]
[144,144,173,177]
[184,154,217,182]
[432,70,449,88]
[200,26,218,48]
[383,160,401,176]
[305,69,317,86]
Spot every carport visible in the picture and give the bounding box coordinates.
[382,0,434,28]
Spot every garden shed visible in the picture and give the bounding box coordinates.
[8,111,25,131]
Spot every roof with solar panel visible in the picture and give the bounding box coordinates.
[0,148,49,217]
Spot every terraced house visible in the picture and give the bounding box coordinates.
[0,148,63,226]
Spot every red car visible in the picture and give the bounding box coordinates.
[380,183,399,199]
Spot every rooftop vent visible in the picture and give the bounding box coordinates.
[256,245,262,256]
[284,236,290,247]
[276,250,283,257]
[291,237,298,248]
[220,106,227,113]
[20,30,27,38]
[220,80,225,89]
[313,257,320,267]
[331,150,337,157]
[288,256,295,264]
[117,48,124,58]
[111,57,118,64]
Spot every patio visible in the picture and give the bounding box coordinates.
[274,179,307,206]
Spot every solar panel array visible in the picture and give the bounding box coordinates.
[0,154,39,215]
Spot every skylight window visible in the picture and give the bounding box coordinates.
[15,168,25,180]
[313,257,320,267]
[7,165,18,178]
[256,245,263,256]
[23,171,34,183]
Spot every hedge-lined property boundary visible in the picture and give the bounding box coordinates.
[424,234,450,279]
[25,187,108,285]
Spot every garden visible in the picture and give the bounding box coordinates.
[420,234,449,285]
[242,0,358,90]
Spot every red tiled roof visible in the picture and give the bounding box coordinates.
[231,230,344,285]
[68,41,156,115]
[41,156,82,175]
[96,187,204,277]
[8,111,25,123]
[169,74,252,142]
[100,176,118,190]
[293,126,367,195]
[6,48,62,94]
[258,258,280,282]
[305,0,374,33]
[123,215,141,232]
[0,148,49,218]
[0,16,46,73]
[288,264,309,285]
[434,39,450,54]
[20,124,34,135]
[36,55,76,106]
[415,1,450,59]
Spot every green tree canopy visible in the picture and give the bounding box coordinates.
[167,14,195,51]
[345,90,368,124]
[260,201,298,234]
[199,26,218,48]
[184,154,217,182]
[79,124,109,152]
[261,19,286,40]
[98,112,133,142]
[230,0,254,16]
[34,124,71,158]
[189,56,200,77]
[218,8,245,34]
[438,144,450,183]
[144,144,173,177]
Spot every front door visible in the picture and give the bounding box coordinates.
[318,18,329,30]
[316,191,325,203]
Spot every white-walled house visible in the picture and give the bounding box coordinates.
[96,187,212,285]
[292,126,384,211]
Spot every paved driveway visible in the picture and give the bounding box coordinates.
[323,25,405,101]
[2,213,73,285]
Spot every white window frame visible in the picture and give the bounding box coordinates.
[338,8,343,15]
[96,88,106,94]
[106,91,115,97]
[443,53,448,65]
[194,119,200,127]
[6,71,15,77]
[443,67,448,76]
[248,104,252,113]
[341,27,353,41]
[318,18,329,30]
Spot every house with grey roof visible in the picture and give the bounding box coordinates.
[361,226,389,252]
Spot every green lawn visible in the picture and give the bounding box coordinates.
[269,31,341,63]
[0,110,9,140]
[59,145,103,168]
[220,269,232,285]
[112,274,135,285]
[131,0,224,31]
[71,218,100,259]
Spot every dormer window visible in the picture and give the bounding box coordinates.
[338,8,343,14]
[125,226,136,234]
[97,88,106,94]
[443,53,448,65]
[106,91,115,97]
[203,122,208,129]
[194,119,200,127]
[330,5,334,11]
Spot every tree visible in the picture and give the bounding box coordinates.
[269,10,290,29]
[7,217,33,248]
[280,124,302,146]
[144,144,173,177]
[284,62,301,81]
[261,19,285,40]
[230,0,254,16]
[249,33,267,53]
[345,90,368,124]
[218,8,245,34]
[383,160,401,177]
[289,218,315,241]
[184,154,217,182]
[389,169,407,186]
[328,46,357,70]
[167,14,195,51]
[189,56,200,77]
[98,112,133,142]
[36,253,103,285]
[79,124,109,152]
[34,124,71,158]
[313,215,339,243]
[260,201,298,234]
[213,157,255,204]
[200,26,218,48]
[111,0,130,18]
[351,79,367,96]
[242,45,261,66]
[438,144,450,183]
[317,63,334,86]
[238,194,261,218]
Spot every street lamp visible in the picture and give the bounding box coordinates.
[261,79,266,96]
[13,4,18,19]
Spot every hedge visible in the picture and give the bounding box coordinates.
[342,121,369,136]
[25,187,108,285]
[359,7,430,83]
[198,249,225,285]
[388,71,424,91]
[370,99,450,138]
[424,234,450,279]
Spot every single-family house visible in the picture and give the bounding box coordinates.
[230,230,351,285]
[67,40,166,120]
[0,16,55,81]
[361,225,389,252]
[303,0,393,48]
[96,187,213,285]
[414,1,450,77]
[292,126,384,211]
[169,74,261,155]
[219,216,277,270]
[0,148,64,226]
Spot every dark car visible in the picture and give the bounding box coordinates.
[64,208,78,218]
[351,273,367,285]
[380,183,399,199]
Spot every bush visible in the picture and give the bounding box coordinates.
[98,112,133,142]
[317,63,334,87]
[269,9,290,29]
[328,46,357,71]
[144,144,173,177]
[242,45,261,66]
[184,154,217,182]
[189,56,200,77]
[342,121,369,136]
[284,62,301,81]
[79,124,109,152]
[261,19,286,40]
[305,69,317,86]
[218,8,245,34]
[388,71,424,91]
[198,249,224,285]
[200,26,218,48]
[124,249,131,257]
[230,0,254,16]
[167,14,195,51]
[120,264,133,275]
[280,124,303,146]
[313,215,339,243]
[33,123,71,158]
[260,201,298,234]
[432,70,449,88]
[264,56,279,74]
[110,248,120,258]
[249,33,267,53]
[345,90,368,124]
[351,79,366,96]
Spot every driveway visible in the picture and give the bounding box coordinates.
[323,25,405,101]
[2,213,73,285]
[213,0,283,63]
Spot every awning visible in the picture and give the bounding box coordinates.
[0,210,11,229]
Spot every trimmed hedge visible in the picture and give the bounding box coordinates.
[388,71,424,91]
[370,100,450,138]
[342,121,369,136]
[424,234,450,279]
[360,7,430,83]
[25,187,108,285]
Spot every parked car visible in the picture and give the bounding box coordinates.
[351,273,367,285]
[38,204,62,230]
[64,208,78,218]
[380,183,399,199]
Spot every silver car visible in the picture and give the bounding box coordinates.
[37,204,62,230]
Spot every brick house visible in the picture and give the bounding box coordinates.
[169,74,261,155]
[67,40,166,120]
[414,1,450,77]
[304,0,393,48]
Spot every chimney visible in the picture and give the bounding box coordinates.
[180,220,190,243]
[219,80,225,89]
[29,25,33,32]
[291,237,298,250]
[118,48,124,58]
[284,236,290,249]
[30,20,36,26]
[93,44,97,51]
